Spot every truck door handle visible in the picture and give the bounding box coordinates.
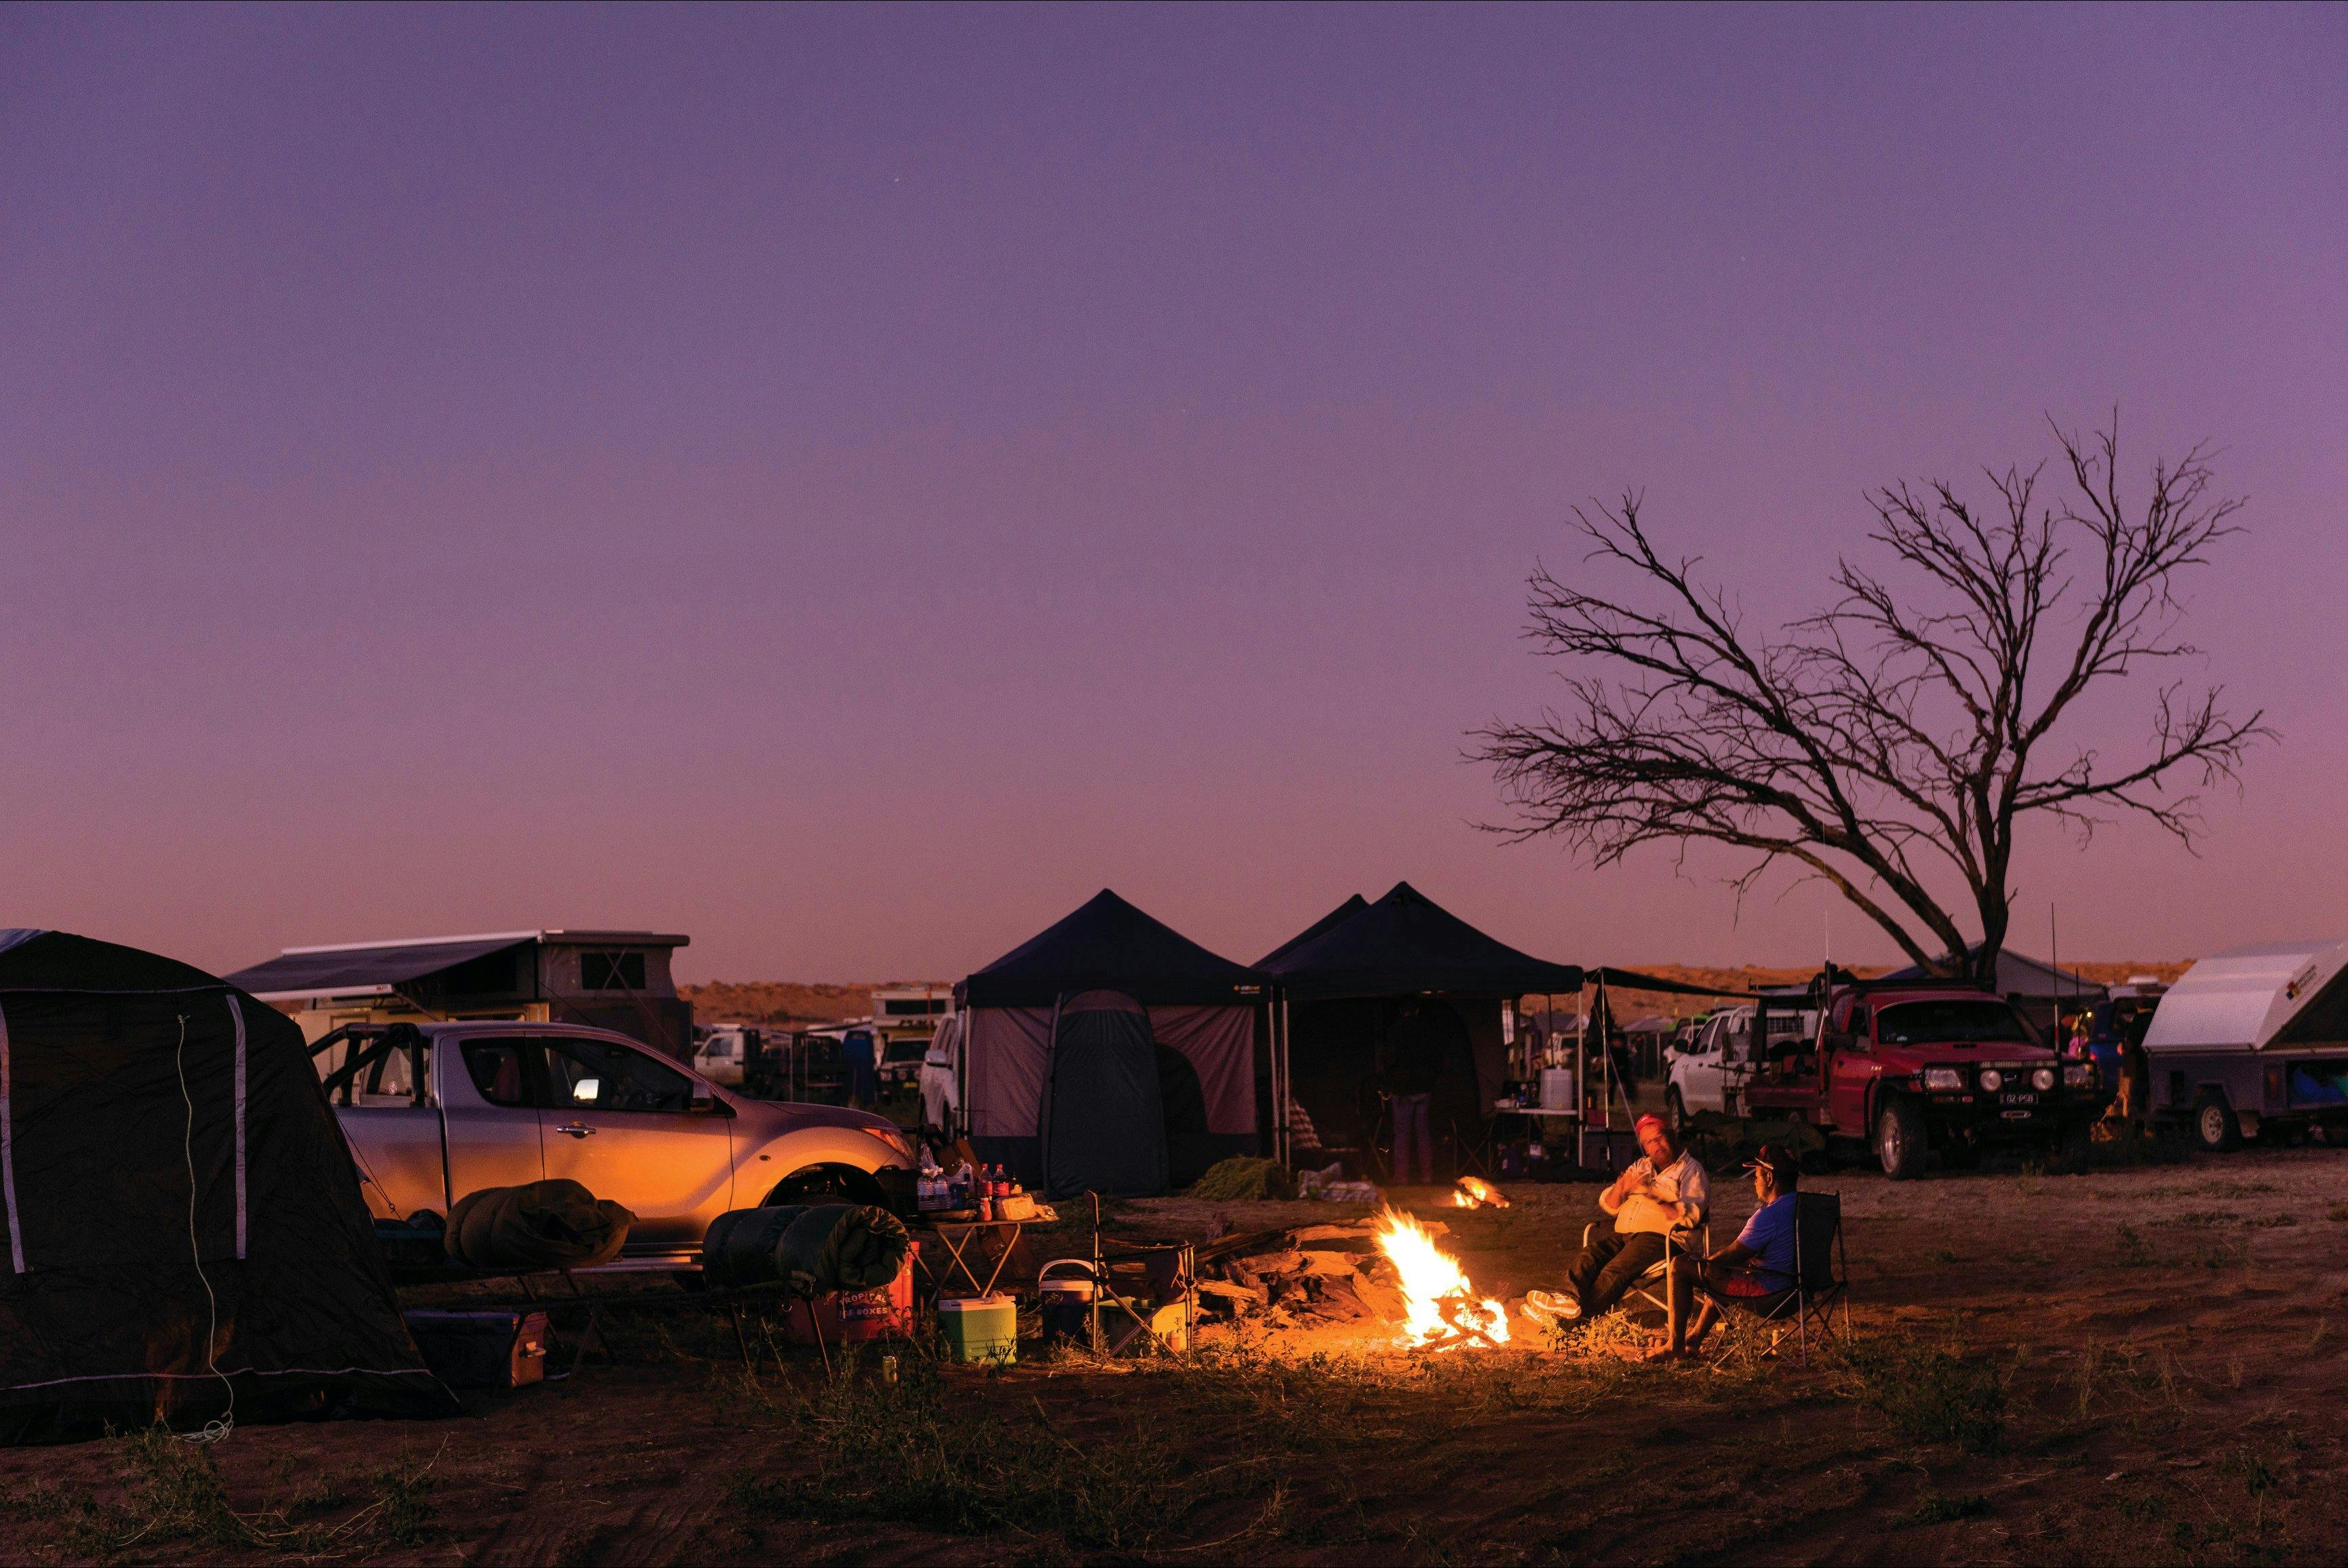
[555,1122,597,1138]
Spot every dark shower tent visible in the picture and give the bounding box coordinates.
[1257,883,1584,1172]
[0,930,453,1441]
[954,890,1266,1196]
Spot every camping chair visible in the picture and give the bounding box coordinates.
[1449,1118,1495,1181]
[1721,1190,1850,1369]
[1581,1220,1708,1322]
[1363,1093,1394,1183]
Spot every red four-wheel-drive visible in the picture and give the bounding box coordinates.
[1744,976,2098,1178]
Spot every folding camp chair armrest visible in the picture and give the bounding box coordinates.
[1640,1223,1708,1285]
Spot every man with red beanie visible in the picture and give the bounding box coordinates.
[1525,1113,1710,1327]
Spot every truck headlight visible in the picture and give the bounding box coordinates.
[1923,1068,1964,1092]
[2063,1063,2094,1089]
[2032,1067,2057,1093]
[1979,1068,2004,1093]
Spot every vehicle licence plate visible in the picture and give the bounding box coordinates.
[2000,1092,2037,1106]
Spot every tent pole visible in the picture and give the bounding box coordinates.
[1576,982,1588,1169]
[1598,975,1611,1159]
[1277,996,1291,1169]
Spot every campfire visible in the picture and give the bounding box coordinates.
[1185,1210,1511,1351]
[1451,1175,1509,1209]
[1375,1209,1510,1351]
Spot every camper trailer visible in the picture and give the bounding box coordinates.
[2143,940,2348,1150]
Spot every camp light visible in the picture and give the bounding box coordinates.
[1979,1068,2005,1093]
[2031,1067,2057,1093]
[1922,1067,1965,1092]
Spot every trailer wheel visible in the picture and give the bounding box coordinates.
[2193,1091,2243,1153]
[1875,1098,1927,1181]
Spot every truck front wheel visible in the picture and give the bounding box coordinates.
[1875,1098,1927,1180]
[2193,1091,2244,1153]
[1664,1086,1689,1143]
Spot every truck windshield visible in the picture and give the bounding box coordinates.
[1876,1000,2033,1046]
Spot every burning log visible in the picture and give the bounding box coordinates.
[1374,1209,1510,1350]
[1195,1213,1485,1339]
[1451,1176,1510,1209]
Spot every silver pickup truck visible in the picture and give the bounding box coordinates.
[319,1021,918,1266]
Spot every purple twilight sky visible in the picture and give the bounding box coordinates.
[4,4,2343,983]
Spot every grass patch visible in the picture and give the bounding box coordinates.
[1188,1156,1297,1201]
[2113,1223,2154,1266]
[718,1335,1795,1559]
[2193,1236,2251,1270]
[729,1357,1292,1554]
[0,1428,444,1562]
[2175,1209,2296,1230]
[1911,1490,1991,1523]
[1843,1331,2006,1454]
[2218,1446,2277,1497]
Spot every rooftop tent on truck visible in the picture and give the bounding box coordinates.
[0,929,456,1442]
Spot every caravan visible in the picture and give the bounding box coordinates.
[2143,941,2348,1150]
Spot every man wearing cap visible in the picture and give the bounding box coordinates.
[1650,1142,1802,1360]
[1524,1114,1709,1327]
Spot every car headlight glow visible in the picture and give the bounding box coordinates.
[1979,1068,2004,1093]
[1923,1067,1964,1092]
[2032,1067,2057,1093]
[2064,1063,2094,1088]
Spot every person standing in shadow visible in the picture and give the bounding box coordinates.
[1384,1000,1444,1185]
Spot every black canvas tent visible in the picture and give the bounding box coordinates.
[1256,895,1368,969]
[1260,883,1585,1001]
[1257,883,1586,1173]
[0,930,454,1441]
[953,892,1267,1193]
[958,888,1268,1008]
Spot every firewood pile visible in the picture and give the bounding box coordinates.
[1191,1217,1448,1329]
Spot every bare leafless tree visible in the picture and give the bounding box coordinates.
[1475,415,2271,982]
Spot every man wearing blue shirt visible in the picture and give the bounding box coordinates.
[1650,1142,1801,1360]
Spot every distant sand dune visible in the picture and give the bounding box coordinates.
[685,959,2191,1027]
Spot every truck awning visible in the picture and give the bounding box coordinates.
[224,935,534,999]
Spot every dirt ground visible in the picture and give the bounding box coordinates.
[7,1145,2347,1566]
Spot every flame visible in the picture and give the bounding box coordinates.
[1451,1176,1510,1209]
[1375,1208,1511,1350]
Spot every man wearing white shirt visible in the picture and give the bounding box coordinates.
[1525,1114,1710,1325]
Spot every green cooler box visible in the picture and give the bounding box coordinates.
[936,1295,1017,1365]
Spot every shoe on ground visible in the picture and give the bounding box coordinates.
[1523,1289,1583,1326]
